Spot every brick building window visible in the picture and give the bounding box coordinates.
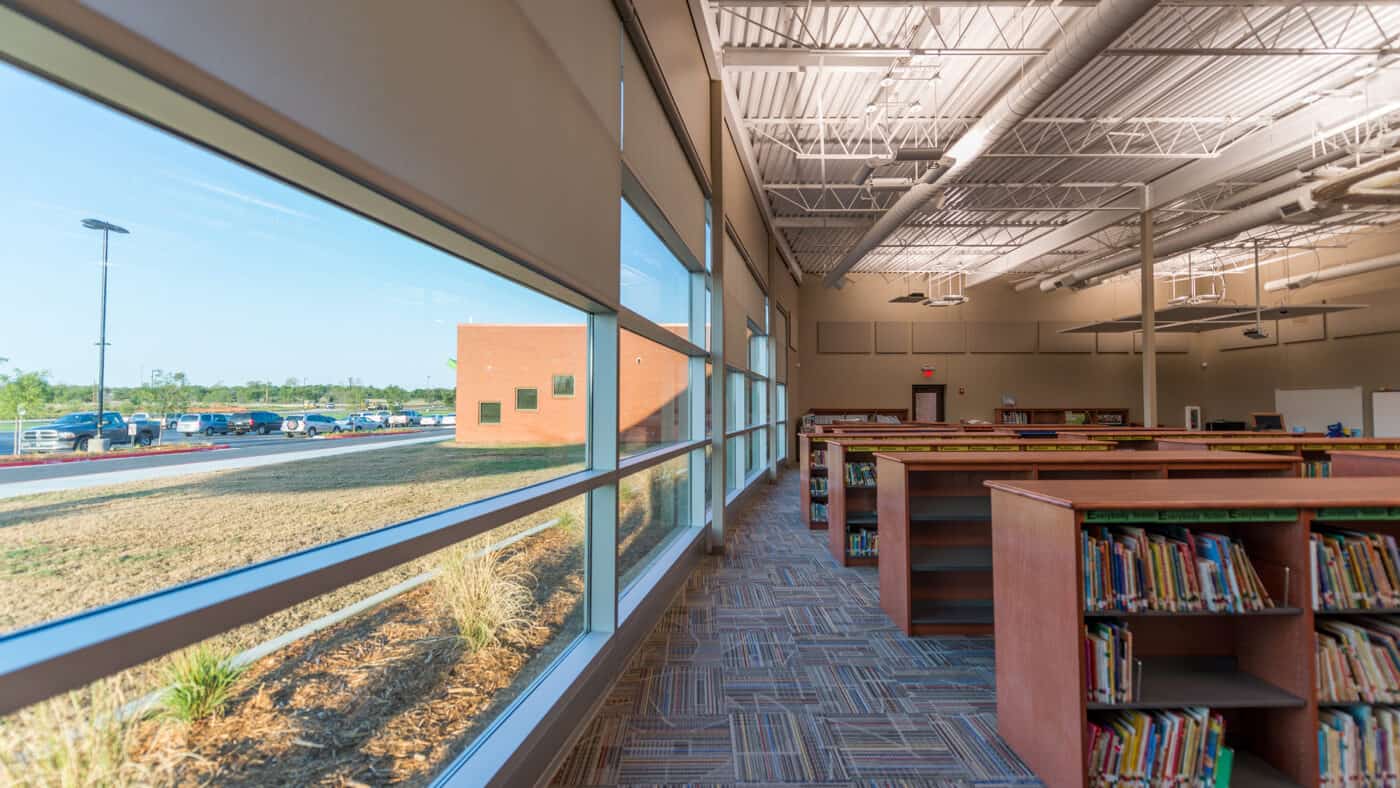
[552,375,575,398]
[515,388,539,411]
[478,402,502,424]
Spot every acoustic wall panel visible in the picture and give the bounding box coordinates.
[1097,333,1132,353]
[911,321,966,354]
[875,321,910,354]
[967,321,1037,353]
[1329,287,1400,338]
[1039,322,1094,353]
[817,321,872,354]
[1216,322,1278,350]
[1133,333,1191,353]
[1280,314,1325,344]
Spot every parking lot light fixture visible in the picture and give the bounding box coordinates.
[82,218,129,452]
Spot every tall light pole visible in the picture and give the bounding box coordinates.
[82,218,129,451]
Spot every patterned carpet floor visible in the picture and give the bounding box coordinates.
[550,471,1041,788]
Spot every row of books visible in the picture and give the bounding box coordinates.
[1305,460,1333,478]
[810,502,828,523]
[1311,530,1400,612]
[1082,526,1276,613]
[1317,618,1400,704]
[845,462,877,488]
[1320,706,1400,787]
[811,449,827,470]
[848,528,878,558]
[810,477,828,497]
[1085,621,1135,703]
[1088,708,1229,787]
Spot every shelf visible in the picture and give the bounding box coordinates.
[1084,606,1302,618]
[845,555,878,566]
[1086,656,1304,711]
[1231,751,1302,788]
[847,496,991,528]
[911,600,994,626]
[1318,700,1400,708]
[1315,606,1400,615]
[912,546,992,573]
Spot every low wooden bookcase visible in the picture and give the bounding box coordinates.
[875,451,1299,637]
[986,477,1400,788]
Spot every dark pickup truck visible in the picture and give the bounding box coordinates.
[19,412,160,452]
[228,411,284,435]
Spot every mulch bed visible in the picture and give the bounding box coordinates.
[130,525,584,786]
[0,444,229,468]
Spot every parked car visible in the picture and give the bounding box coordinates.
[388,409,422,427]
[164,413,182,429]
[228,410,284,435]
[362,410,393,426]
[282,413,339,437]
[419,413,440,426]
[19,412,160,452]
[439,413,457,426]
[337,413,380,432]
[177,413,230,436]
[129,412,152,422]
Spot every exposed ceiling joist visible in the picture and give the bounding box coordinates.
[965,69,1400,285]
[723,46,1399,71]
[714,0,1400,6]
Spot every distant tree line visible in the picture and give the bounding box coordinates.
[0,362,455,419]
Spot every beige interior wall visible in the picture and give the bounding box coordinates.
[1192,229,1400,432]
[631,0,712,180]
[798,228,1400,430]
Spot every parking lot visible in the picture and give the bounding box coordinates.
[0,425,457,492]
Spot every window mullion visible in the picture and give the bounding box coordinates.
[586,312,619,633]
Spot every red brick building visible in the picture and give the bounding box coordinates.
[454,324,690,447]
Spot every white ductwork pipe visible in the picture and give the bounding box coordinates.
[1039,185,1319,291]
[821,0,1158,287]
[1265,251,1400,292]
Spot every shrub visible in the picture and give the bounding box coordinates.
[436,545,533,651]
[0,679,151,787]
[159,647,246,723]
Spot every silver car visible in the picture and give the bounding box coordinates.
[281,413,340,437]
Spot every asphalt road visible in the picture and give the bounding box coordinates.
[0,426,454,485]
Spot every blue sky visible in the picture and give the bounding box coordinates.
[0,61,680,389]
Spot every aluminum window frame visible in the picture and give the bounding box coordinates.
[0,12,726,787]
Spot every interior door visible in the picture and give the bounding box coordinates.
[912,384,946,423]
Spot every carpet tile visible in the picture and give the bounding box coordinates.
[550,472,1039,787]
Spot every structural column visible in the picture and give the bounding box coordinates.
[1140,191,1157,428]
[708,78,727,554]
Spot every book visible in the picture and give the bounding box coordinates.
[1082,526,1275,613]
[1316,617,1400,703]
[1088,708,1225,786]
[1214,745,1233,788]
[1319,706,1400,787]
[844,462,877,488]
[1312,530,1400,611]
[1084,621,1134,703]
[847,528,878,558]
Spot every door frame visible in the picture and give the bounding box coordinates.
[911,384,947,423]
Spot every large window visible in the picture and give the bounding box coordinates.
[0,51,615,785]
[619,330,691,456]
[621,198,691,329]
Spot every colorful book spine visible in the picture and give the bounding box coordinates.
[1088,708,1225,786]
[847,528,878,558]
[844,462,877,488]
[1312,530,1400,612]
[1082,527,1274,613]
[1084,621,1135,703]
[1320,706,1400,787]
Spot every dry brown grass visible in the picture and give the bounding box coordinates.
[435,544,534,651]
[0,441,583,635]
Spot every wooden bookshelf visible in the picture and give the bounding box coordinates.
[1159,436,1400,479]
[800,430,986,530]
[803,408,909,426]
[823,435,1111,566]
[1328,449,1400,477]
[994,406,1131,427]
[875,451,1300,637]
[986,477,1400,788]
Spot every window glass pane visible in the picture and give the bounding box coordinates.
[725,435,742,493]
[618,454,692,590]
[704,361,713,437]
[619,330,690,457]
[778,424,788,461]
[746,428,759,476]
[0,62,587,636]
[749,379,767,429]
[552,374,575,398]
[0,499,586,784]
[515,388,538,411]
[620,198,690,328]
[725,371,745,433]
